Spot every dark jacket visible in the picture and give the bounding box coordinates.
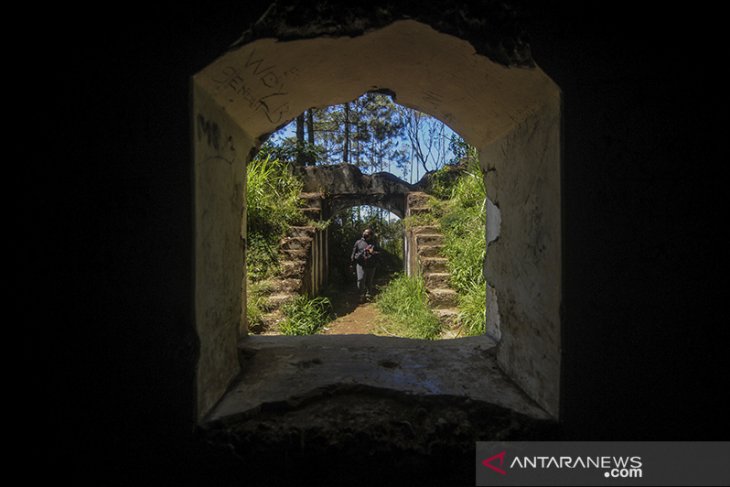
[351,238,379,267]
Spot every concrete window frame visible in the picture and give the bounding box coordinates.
[192,20,561,421]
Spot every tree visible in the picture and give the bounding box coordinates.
[400,108,451,177]
[261,92,469,178]
[309,92,407,173]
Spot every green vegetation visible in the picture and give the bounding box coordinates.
[245,280,273,331]
[328,206,404,285]
[245,154,306,329]
[245,93,487,338]
[246,155,304,241]
[279,295,333,335]
[434,158,487,336]
[246,154,336,335]
[377,153,488,338]
[375,273,441,339]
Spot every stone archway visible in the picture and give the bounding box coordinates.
[296,163,418,219]
[193,18,561,420]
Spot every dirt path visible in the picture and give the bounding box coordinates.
[320,274,392,335]
[321,301,382,334]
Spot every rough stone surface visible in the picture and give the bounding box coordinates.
[416,234,444,246]
[232,0,535,67]
[427,288,459,308]
[250,220,327,333]
[297,164,417,218]
[200,386,557,486]
[206,334,549,424]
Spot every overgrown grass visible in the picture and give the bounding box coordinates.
[246,280,274,330]
[279,295,333,335]
[456,280,486,336]
[246,154,304,240]
[246,233,281,283]
[402,211,438,230]
[375,273,442,339]
[246,154,307,325]
[426,159,487,336]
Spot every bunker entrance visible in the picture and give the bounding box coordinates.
[194,18,561,422]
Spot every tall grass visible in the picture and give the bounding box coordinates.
[246,154,304,240]
[434,159,487,336]
[246,280,274,331]
[456,280,486,336]
[246,154,307,328]
[246,154,304,285]
[279,295,333,335]
[375,273,442,339]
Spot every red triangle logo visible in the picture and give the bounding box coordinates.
[482,451,507,475]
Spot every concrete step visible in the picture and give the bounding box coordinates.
[434,308,460,326]
[265,293,296,310]
[416,234,444,246]
[261,310,284,325]
[270,278,303,293]
[424,272,451,288]
[281,249,309,261]
[427,288,458,308]
[249,309,284,333]
[280,236,313,251]
[420,257,448,273]
[408,207,432,217]
[299,192,323,208]
[417,244,443,257]
[287,226,316,238]
[407,191,431,207]
[280,260,306,278]
[410,225,440,235]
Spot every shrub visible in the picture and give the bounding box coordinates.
[246,154,305,285]
[246,280,274,330]
[457,282,486,336]
[246,154,305,239]
[439,160,486,290]
[279,295,333,335]
[375,273,442,339]
[432,158,488,336]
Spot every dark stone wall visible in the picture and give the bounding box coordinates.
[44,1,724,484]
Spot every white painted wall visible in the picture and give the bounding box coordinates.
[192,84,249,419]
[482,95,562,415]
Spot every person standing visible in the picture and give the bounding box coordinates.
[351,228,380,301]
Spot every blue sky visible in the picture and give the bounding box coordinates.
[267,102,458,184]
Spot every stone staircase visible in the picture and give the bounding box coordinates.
[406,192,461,338]
[248,193,324,334]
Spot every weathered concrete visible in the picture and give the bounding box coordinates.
[482,95,562,416]
[193,84,248,419]
[201,385,557,486]
[297,164,416,218]
[205,335,549,424]
[250,221,328,333]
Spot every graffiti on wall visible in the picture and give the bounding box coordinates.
[211,49,298,124]
[196,114,221,150]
